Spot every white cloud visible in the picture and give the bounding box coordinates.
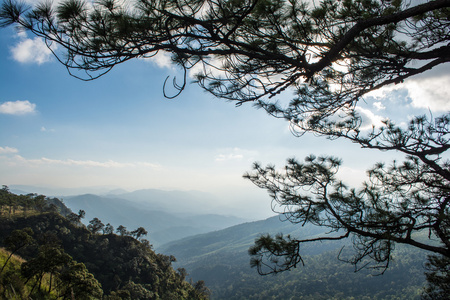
[41,126,55,132]
[0,147,161,169]
[373,101,386,111]
[16,30,27,39]
[366,75,450,112]
[403,76,450,111]
[143,51,174,69]
[26,156,161,169]
[5,153,161,169]
[356,107,385,131]
[339,166,367,187]
[0,100,36,115]
[215,147,257,162]
[11,37,53,64]
[0,146,18,154]
[43,158,134,168]
[215,153,244,162]
[188,55,229,80]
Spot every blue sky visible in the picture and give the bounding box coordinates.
[1,24,449,218]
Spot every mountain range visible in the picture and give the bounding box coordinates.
[10,185,249,247]
[8,185,430,299]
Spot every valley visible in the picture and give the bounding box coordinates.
[4,185,429,299]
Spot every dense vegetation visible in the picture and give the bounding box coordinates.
[0,247,62,298]
[0,186,209,299]
[161,216,429,299]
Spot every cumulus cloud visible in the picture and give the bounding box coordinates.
[0,100,36,115]
[366,75,450,113]
[403,76,450,111]
[373,101,386,111]
[11,37,53,64]
[0,146,18,154]
[356,107,385,130]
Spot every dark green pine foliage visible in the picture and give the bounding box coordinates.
[422,255,450,300]
[245,115,449,275]
[0,0,448,118]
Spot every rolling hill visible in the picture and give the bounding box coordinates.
[159,216,429,300]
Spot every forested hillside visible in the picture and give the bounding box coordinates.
[161,217,429,299]
[0,186,209,299]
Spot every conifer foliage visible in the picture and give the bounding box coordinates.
[0,0,448,115]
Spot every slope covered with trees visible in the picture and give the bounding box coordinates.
[0,186,209,299]
[161,216,428,299]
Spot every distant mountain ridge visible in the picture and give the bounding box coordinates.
[115,188,231,215]
[9,184,124,197]
[10,185,228,214]
[9,185,249,247]
[62,192,247,247]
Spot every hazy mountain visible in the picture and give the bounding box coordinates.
[8,184,276,220]
[62,193,246,246]
[159,216,428,299]
[9,184,124,197]
[9,185,255,217]
[115,189,231,215]
[104,188,130,195]
[158,215,340,261]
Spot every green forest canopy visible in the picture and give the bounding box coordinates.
[0,186,209,299]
